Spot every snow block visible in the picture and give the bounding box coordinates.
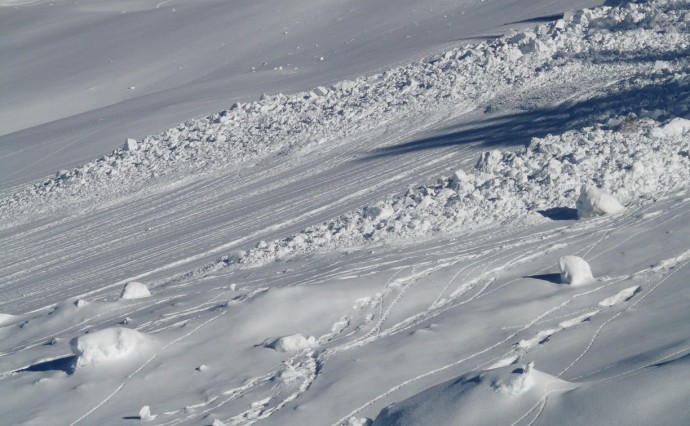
[651,118,690,138]
[364,205,395,221]
[576,184,625,218]
[264,334,316,352]
[70,327,151,368]
[314,86,329,96]
[559,255,594,286]
[120,281,151,300]
[124,138,139,151]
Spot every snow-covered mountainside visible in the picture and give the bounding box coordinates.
[2,0,690,425]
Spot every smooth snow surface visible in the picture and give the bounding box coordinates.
[2,0,690,425]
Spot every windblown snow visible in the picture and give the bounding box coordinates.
[1,1,690,425]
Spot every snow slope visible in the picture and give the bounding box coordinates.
[2,0,690,425]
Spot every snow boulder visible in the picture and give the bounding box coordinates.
[120,281,151,300]
[559,255,594,286]
[263,334,316,352]
[651,118,690,138]
[576,184,625,218]
[70,327,152,368]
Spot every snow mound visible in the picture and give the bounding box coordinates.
[263,334,316,353]
[120,281,151,300]
[373,363,573,426]
[70,327,152,368]
[559,255,594,286]
[576,184,625,218]
[0,313,16,325]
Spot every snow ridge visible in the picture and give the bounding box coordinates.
[220,118,689,267]
[3,0,689,227]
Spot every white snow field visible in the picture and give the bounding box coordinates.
[2,0,690,425]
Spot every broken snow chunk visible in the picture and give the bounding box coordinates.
[576,184,625,218]
[70,327,152,368]
[559,255,594,286]
[475,150,503,174]
[120,281,151,300]
[138,406,157,421]
[73,299,88,309]
[124,138,139,151]
[264,334,316,352]
[364,205,395,221]
[314,86,329,96]
[651,118,690,138]
[341,417,372,426]
[450,169,473,191]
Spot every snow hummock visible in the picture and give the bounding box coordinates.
[120,281,151,300]
[372,363,573,425]
[263,334,316,353]
[70,327,152,368]
[559,255,594,286]
[576,184,625,218]
[493,361,535,395]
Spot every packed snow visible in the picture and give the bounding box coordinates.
[1,0,690,425]
[120,281,152,300]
